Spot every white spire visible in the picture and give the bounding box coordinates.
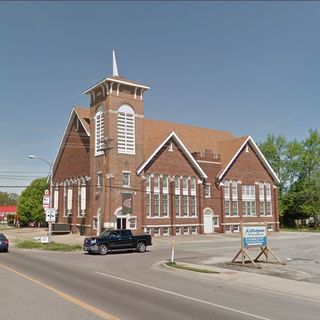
[112,50,119,76]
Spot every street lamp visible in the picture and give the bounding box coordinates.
[28,154,53,242]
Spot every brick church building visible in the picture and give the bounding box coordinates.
[52,52,280,236]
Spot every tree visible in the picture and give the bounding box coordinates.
[259,130,320,228]
[259,134,302,195]
[0,191,19,205]
[17,178,48,226]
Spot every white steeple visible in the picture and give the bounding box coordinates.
[112,50,119,76]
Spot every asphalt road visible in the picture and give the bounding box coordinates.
[1,232,320,320]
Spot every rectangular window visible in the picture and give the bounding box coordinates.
[163,194,169,217]
[191,177,196,191]
[232,181,238,199]
[175,176,180,192]
[54,189,59,211]
[128,217,137,229]
[233,225,240,233]
[225,200,230,216]
[260,202,265,216]
[146,175,150,189]
[242,201,256,216]
[266,201,272,216]
[175,227,181,236]
[190,196,196,216]
[93,217,98,230]
[97,173,102,189]
[183,226,189,235]
[63,185,67,216]
[259,183,265,200]
[183,195,188,216]
[232,201,238,216]
[267,223,274,231]
[154,194,160,216]
[224,181,230,198]
[122,172,131,187]
[175,195,180,216]
[144,227,151,235]
[146,194,151,217]
[163,175,168,189]
[163,227,170,236]
[205,185,211,198]
[183,176,188,189]
[154,227,160,236]
[80,185,86,215]
[154,174,160,189]
[67,188,73,214]
[191,226,198,235]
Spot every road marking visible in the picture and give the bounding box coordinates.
[0,263,120,320]
[96,272,272,320]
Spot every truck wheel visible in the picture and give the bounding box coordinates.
[98,244,108,255]
[137,242,146,253]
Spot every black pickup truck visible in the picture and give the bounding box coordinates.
[83,229,152,255]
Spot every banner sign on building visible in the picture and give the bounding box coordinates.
[243,225,267,247]
[122,193,132,215]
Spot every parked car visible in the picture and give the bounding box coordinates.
[0,233,9,252]
[84,229,152,255]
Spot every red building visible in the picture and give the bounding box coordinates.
[52,54,280,236]
[0,206,17,225]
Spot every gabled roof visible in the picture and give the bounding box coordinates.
[137,131,208,179]
[52,106,90,174]
[217,136,280,183]
[143,118,234,159]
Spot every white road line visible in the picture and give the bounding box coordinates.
[96,271,272,320]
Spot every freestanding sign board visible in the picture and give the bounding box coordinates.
[230,222,283,268]
[243,225,267,248]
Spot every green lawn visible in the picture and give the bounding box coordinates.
[15,240,82,251]
[280,228,320,233]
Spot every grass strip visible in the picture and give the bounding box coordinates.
[15,240,82,252]
[166,261,219,274]
[281,228,320,233]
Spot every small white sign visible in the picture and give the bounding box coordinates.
[41,236,49,243]
[45,208,56,222]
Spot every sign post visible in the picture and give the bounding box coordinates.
[43,189,55,243]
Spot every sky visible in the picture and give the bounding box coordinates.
[1,1,320,195]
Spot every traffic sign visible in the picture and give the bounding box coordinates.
[45,208,56,222]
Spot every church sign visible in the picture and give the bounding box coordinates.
[242,225,267,248]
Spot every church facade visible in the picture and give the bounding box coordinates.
[52,54,280,236]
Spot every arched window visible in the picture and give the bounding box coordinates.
[232,180,238,199]
[117,104,135,154]
[95,105,104,156]
[224,179,230,198]
[145,174,150,189]
[190,177,196,191]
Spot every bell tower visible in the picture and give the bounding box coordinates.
[84,51,150,232]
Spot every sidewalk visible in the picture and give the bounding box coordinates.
[167,261,320,302]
